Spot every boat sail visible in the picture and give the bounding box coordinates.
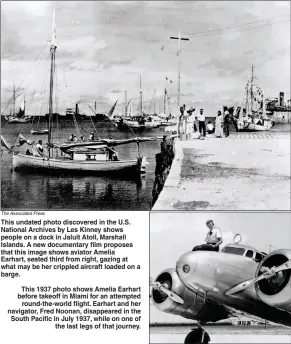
[117,76,160,130]
[5,85,32,123]
[10,8,148,175]
[233,65,274,132]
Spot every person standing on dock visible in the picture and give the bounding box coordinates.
[198,109,206,137]
[215,110,223,138]
[186,107,196,140]
[223,106,230,137]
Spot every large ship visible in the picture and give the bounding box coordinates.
[265,92,291,124]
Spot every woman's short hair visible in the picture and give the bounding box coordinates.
[206,220,214,225]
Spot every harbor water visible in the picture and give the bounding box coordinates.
[1,118,289,210]
[1,119,166,210]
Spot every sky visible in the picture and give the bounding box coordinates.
[150,212,291,278]
[1,1,290,117]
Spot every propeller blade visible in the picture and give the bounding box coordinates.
[226,259,291,296]
[273,259,291,274]
[225,275,265,296]
[159,286,184,304]
[150,277,184,304]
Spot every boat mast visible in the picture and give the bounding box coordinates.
[139,74,143,116]
[163,87,167,114]
[153,88,156,114]
[48,8,57,158]
[124,91,127,116]
[250,64,254,114]
[13,83,16,117]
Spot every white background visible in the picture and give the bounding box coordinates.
[0,211,149,344]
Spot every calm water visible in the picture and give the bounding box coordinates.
[1,120,166,210]
[1,118,289,210]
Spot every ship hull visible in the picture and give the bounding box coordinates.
[12,153,142,175]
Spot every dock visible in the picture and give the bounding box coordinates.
[152,131,290,210]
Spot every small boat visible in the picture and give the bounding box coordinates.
[9,8,149,176]
[7,116,32,123]
[156,87,176,126]
[4,85,32,123]
[233,65,275,132]
[13,148,146,175]
[116,77,160,130]
[31,129,49,135]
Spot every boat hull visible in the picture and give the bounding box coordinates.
[237,120,273,132]
[12,153,141,175]
[31,130,49,135]
[8,117,32,123]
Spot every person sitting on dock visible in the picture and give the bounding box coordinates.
[192,220,223,252]
[206,121,214,134]
[89,132,95,141]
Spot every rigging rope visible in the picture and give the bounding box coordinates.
[1,37,50,117]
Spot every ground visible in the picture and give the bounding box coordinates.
[152,132,290,210]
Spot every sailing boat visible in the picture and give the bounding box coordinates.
[5,86,32,123]
[157,87,176,126]
[31,110,49,135]
[117,76,160,130]
[10,9,148,175]
[233,65,274,132]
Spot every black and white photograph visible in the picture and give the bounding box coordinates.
[150,212,291,343]
[1,1,290,210]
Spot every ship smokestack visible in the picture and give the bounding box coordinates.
[75,103,79,115]
[279,92,284,107]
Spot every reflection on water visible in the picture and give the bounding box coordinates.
[1,119,289,210]
[1,120,164,210]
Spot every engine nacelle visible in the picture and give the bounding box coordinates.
[151,268,207,320]
[255,249,291,312]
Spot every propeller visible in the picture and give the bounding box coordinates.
[150,277,184,304]
[226,259,291,296]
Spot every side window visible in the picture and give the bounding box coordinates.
[246,250,253,258]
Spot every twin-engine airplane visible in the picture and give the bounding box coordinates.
[151,237,291,343]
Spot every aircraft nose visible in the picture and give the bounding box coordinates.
[176,251,218,292]
[176,251,198,278]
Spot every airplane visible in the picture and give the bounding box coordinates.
[151,235,291,343]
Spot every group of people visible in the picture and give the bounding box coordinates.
[180,105,235,139]
[68,132,95,142]
[25,139,44,157]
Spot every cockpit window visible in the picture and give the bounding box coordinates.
[246,250,254,258]
[255,252,265,263]
[222,247,245,255]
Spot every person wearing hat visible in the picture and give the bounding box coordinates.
[89,132,95,141]
[192,220,223,252]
